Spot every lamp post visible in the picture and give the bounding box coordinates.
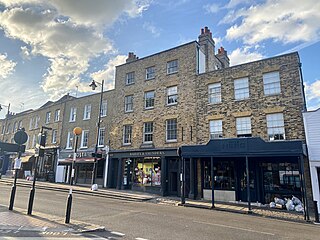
[89,80,104,188]
[27,126,52,215]
[65,127,82,224]
[0,103,11,141]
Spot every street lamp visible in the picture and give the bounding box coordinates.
[0,103,11,141]
[89,79,104,189]
[27,126,52,215]
[65,126,82,224]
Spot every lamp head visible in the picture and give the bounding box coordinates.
[89,80,97,90]
[73,127,82,135]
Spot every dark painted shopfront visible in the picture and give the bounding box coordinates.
[180,138,309,212]
[107,148,179,196]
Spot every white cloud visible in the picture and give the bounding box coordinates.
[225,0,320,45]
[0,0,151,100]
[0,53,17,79]
[226,0,253,9]
[229,47,263,66]
[305,79,320,110]
[143,22,161,37]
[90,55,127,91]
[204,3,220,14]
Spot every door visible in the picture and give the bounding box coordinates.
[168,158,179,195]
[108,158,118,188]
[237,159,257,202]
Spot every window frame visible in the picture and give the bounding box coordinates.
[263,71,281,95]
[208,83,221,104]
[146,66,155,80]
[166,118,177,142]
[209,119,223,139]
[234,77,249,100]
[52,129,58,144]
[83,104,91,120]
[98,127,105,147]
[123,125,132,145]
[143,122,154,144]
[236,116,252,137]
[54,109,60,122]
[45,112,51,124]
[144,90,155,109]
[66,132,74,149]
[125,95,133,112]
[126,72,135,85]
[167,60,178,74]
[267,113,285,141]
[69,107,77,122]
[80,130,89,148]
[167,86,178,106]
[101,100,107,117]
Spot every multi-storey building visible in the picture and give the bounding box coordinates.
[0,94,74,179]
[0,27,312,215]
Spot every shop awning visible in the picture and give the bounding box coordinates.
[180,137,306,158]
[58,157,103,165]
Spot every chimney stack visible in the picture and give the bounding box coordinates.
[126,52,139,63]
[216,46,230,68]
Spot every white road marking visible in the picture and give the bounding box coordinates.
[110,231,125,236]
[136,238,149,240]
[193,220,275,236]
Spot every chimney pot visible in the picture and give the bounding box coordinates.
[201,28,204,34]
[205,26,208,33]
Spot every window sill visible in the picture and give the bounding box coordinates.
[145,77,155,81]
[165,140,177,143]
[125,110,133,113]
[167,71,178,75]
[167,103,178,106]
[80,146,88,149]
[125,82,135,86]
[144,107,154,110]
[83,118,90,121]
[208,102,222,105]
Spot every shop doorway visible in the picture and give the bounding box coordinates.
[168,159,179,195]
[237,159,257,202]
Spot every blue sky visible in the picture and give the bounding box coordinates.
[0,0,319,118]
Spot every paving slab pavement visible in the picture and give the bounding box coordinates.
[0,204,106,239]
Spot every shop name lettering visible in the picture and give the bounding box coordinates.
[129,151,165,156]
[221,141,246,150]
[68,152,90,158]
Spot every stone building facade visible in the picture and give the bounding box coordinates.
[0,27,312,213]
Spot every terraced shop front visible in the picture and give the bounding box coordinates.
[180,137,309,217]
[107,148,179,196]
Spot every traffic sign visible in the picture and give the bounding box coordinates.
[14,129,28,145]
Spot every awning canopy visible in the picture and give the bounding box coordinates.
[180,137,306,158]
[58,157,103,165]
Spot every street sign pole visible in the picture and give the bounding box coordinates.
[28,126,51,215]
[9,128,27,211]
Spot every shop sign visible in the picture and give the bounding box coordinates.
[129,151,165,157]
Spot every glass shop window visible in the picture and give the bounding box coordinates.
[204,160,235,190]
[133,158,161,187]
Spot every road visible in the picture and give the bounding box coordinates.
[0,183,319,240]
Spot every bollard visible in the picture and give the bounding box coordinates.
[314,201,319,223]
[65,189,73,224]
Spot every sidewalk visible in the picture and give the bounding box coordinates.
[0,204,105,238]
[0,178,315,224]
[155,197,310,223]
